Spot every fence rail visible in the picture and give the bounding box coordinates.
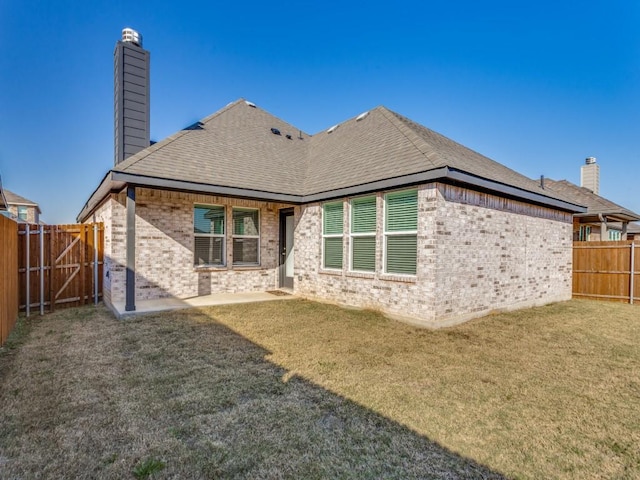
[18,223,104,314]
[573,241,639,304]
[1,215,19,345]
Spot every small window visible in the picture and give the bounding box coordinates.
[579,225,591,241]
[385,190,418,275]
[194,205,225,266]
[350,196,377,272]
[17,206,28,221]
[233,208,260,265]
[323,201,344,269]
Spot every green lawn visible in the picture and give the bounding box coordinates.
[0,299,638,479]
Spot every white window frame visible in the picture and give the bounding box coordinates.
[579,225,591,241]
[383,189,418,276]
[349,195,377,273]
[608,229,621,241]
[232,207,260,266]
[322,201,344,270]
[17,205,28,221]
[193,204,225,267]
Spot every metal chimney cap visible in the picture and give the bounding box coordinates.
[585,156,597,165]
[122,28,143,47]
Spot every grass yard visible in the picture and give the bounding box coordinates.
[0,299,638,479]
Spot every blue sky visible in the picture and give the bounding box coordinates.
[1,0,638,224]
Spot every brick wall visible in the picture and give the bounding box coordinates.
[93,188,295,306]
[294,183,573,327]
[91,183,573,327]
[7,205,39,224]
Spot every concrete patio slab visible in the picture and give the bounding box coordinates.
[110,290,295,318]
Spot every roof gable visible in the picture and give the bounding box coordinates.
[4,189,40,212]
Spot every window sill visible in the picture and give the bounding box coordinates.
[231,265,264,271]
[319,268,343,276]
[194,265,227,272]
[346,271,375,280]
[379,273,417,283]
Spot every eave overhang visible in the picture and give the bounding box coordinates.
[77,166,587,222]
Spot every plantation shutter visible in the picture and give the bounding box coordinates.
[385,190,418,275]
[351,196,376,271]
[323,202,344,269]
[352,237,376,271]
[351,197,376,233]
[386,190,418,231]
[385,235,417,275]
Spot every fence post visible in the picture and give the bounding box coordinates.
[25,224,30,317]
[631,242,635,305]
[39,226,44,316]
[93,223,99,305]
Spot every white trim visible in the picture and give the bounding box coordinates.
[349,195,377,273]
[383,190,418,276]
[232,207,261,266]
[322,201,344,271]
[193,203,226,267]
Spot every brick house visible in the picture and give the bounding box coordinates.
[77,29,585,327]
[543,179,640,241]
[2,188,41,224]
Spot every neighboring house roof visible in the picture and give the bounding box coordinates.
[4,189,42,213]
[626,222,640,234]
[78,99,586,221]
[543,179,640,223]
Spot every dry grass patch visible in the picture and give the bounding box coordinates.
[0,304,501,479]
[207,299,640,480]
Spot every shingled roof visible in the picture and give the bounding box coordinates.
[543,179,640,222]
[4,189,41,212]
[78,99,585,221]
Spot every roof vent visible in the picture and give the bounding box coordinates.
[122,28,142,47]
[271,128,281,135]
[286,134,292,140]
[245,101,257,108]
[356,111,369,121]
[327,124,339,134]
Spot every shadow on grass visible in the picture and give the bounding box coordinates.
[0,305,507,479]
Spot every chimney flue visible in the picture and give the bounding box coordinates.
[114,28,150,166]
[122,27,143,47]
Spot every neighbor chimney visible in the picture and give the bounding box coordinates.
[580,157,600,194]
[114,28,150,166]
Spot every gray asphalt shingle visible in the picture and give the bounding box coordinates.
[111,99,580,206]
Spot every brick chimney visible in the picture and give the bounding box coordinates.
[580,157,599,194]
[114,28,150,166]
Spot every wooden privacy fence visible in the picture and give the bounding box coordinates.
[573,241,639,304]
[1,215,19,345]
[18,223,104,315]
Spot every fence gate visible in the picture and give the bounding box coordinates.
[18,223,104,315]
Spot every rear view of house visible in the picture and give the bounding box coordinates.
[78,29,585,327]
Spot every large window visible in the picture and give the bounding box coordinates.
[194,205,225,266]
[233,208,260,265]
[323,201,344,269]
[350,196,377,272]
[385,190,417,275]
[608,229,621,241]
